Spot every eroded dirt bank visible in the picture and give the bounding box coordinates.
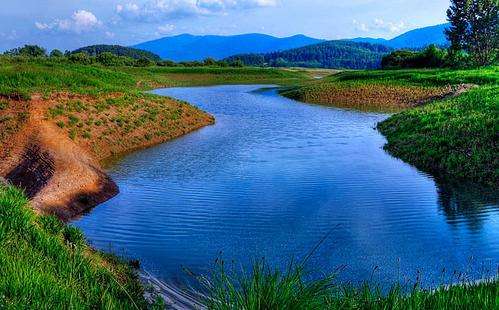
[0,93,214,220]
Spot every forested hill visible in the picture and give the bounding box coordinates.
[72,45,161,61]
[225,41,392,69]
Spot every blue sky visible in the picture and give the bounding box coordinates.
[0,0,450,51]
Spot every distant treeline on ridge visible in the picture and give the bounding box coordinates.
[224,41,393,69]
[72,45,161,61]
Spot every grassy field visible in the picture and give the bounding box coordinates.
[199,260,498,310]
[282,67,499,186]
[0,57,309,99]
[0,184,154,308]
[0,57,309,159]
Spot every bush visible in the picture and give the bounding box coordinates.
[96,52,125,66]
[4,45,47,57]
[382,45,447,69]
[134,57,153,67]
[49,49,64,58]
[68,52,93,65]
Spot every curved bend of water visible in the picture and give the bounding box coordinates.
[74,85,499,289]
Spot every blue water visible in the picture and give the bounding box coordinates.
[74,85,499,288]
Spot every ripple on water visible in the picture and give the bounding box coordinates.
[74,85,499,288]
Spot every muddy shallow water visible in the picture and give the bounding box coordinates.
[74,85,499,289]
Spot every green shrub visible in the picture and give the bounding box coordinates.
[68,52,93,65]
[382,45,448,69]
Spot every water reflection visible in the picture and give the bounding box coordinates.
[437,180,499,231]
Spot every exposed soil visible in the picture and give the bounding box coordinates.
[283,83,477,111]
[0,92,214,221]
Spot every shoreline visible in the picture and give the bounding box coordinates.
[0,91,215,221]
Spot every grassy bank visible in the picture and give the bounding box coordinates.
[282,67,499,186]
[0,57,309,98]
[199,260,498,309]
[0,57,309,158]
[0,184,151,308]
[0,57,312,219]
[2,185,496,309]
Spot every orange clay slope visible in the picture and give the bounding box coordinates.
[0,92,214,220]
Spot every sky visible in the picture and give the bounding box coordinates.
[0,0,451,51]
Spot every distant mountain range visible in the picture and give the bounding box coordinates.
[350,23,449,49]
[133,34,324,62]
[132,24,449,62]
[225,41,392,69]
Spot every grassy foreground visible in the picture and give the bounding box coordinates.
[199,260,498,310]
[282,67,499,186]
[0,184,150,308]
[2,184,497,309]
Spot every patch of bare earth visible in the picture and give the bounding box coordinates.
[297,84,476,111]
[0,92,214,220]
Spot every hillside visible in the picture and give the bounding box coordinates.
[72,45,161,61]
[133,33,324,61]
[225,40,392,69]
[351,23,449,49]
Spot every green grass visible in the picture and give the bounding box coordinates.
[0,57,309,98]
[0,184,152,309]
[323,67,499,87]
[378,86,498,187]
[282,66,499,186]
[198,259,498,310]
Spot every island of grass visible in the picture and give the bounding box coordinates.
[281,67,499,187]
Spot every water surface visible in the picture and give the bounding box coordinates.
[74,85,499,288]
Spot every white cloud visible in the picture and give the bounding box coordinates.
[373,18,406,33]
[352,19,369,32]
[157,23,176,35]
[353,18,407,34]
[116,0,278,22]
[35,10,102,34]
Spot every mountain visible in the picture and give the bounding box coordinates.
[225,41,392,69]
[132,34,324,61]
[73,45,161,61]
[351,23,449,49]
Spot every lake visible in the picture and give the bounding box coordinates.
[74,85,499,289]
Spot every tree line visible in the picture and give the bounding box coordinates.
[225,41,393,69]
[383,0,498,69]
[1,45,245,68]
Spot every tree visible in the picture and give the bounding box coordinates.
[68,52,93,64]
[446,0,498,66]
[50,49,64,57]
[4,45,47,57]
[96,52,122,66]
[468,0,499,66]
[446,0,472,52]
[19,45,47,57]
[203,57,216,66]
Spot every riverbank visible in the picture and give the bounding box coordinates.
[0,57,309,219]
[282,67,498,186]
[0,184,153,308]
[3,185,497,309]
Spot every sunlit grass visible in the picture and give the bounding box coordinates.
[197,259,498,310]
[0,185,149,308]
[281,66,499,186]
